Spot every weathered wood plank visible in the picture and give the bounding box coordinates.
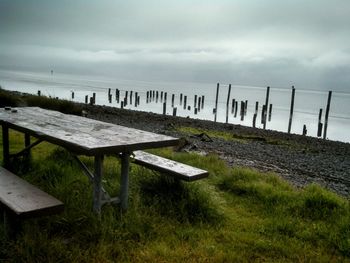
[132,151,209,181]
[0,107,179,155]
[0,167,64,218]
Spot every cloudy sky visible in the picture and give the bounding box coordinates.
[0,0,349,91]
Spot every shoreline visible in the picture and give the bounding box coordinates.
[2,89,350,197]
[81,102,350,197]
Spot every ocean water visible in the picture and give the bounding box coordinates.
[0,69,349,143]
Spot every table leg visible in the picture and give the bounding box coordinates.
[2,126,9,168]
[93,155,104,214]
[24,133,31,161]
[120,152,130,210]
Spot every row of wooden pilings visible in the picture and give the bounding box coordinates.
[145,90,206,116]
[211,83,332,139]
[213,83,273,129]
[37,83,333,139]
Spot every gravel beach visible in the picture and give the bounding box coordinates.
[83,104,350,198]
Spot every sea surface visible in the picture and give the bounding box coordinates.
[1,69,349,143]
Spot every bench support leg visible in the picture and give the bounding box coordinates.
[120,152,130,211]
[24,133,31,160]
[93,155,103,215]
[2,126,9,168]
[3,210,20,239]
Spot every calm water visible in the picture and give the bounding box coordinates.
[1,69,349,143]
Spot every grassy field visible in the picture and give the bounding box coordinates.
[0,129,349,262]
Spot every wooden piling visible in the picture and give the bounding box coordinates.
[164,92,167,103]
[194,95,198,108]
[323,91,332,139]
[214,83,220,122]
[268,104,273,121]
[240,101,245,121]
[253,113,257,128]
[37,90,41,96]
[261,105,267,124]
[109,93,112,103]
[85,95,88,104]
[92,93,96,104]
[226,84,231,124]
[161,91,163,102]
[71,91,74,99]
[234,101,238,118]
[121,101,124,109]
[288,86,295,134]
[171,94,175,107]
[198,97,201,112]
[156,91,159,103]
[201,96,205,109]
[302,125,307,136]
[194,108,198,115]
[244,100,248,116]
[173,107,177,116]
[184,96,187,109]
[255,101,259,114]
[130,91,133,105]
[231,99,235,114]
[135,92,138,107]
[263,86,270,129]
[116,89,120,103]
[180,93,183,105]
[163,102,166,115]
[317,108,323,137]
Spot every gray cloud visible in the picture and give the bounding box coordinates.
[0,0,349,91]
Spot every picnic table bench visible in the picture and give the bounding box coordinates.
[0,166,63,236]
[132,151,208,181]
[0,107,208,215]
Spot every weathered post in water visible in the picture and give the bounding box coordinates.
[253,113,257,128]
[172,94,175,107]
[163,102,166,115]
[226,84,231,123]
[214,83,220,122]
[317,108,323,137]
[323,91,332,140]
[231,99,235,114]
[184,96,187,109]
[288,86,295,133]
[302,125,307,136]
[263,86,270,129]
[268,104,273,122]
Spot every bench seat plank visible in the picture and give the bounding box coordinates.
[133,151,208,181]
[0,167,64,218]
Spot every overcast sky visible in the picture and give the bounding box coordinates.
[0,0,349,91]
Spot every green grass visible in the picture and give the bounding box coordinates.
[0,133,350,261]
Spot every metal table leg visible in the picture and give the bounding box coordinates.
[2,126,9,168]
[120,152,130,210]
[93,155,104,214]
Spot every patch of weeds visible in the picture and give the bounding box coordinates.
[26,95,82,115]
[299,184,348,220]
[140,175,223,225]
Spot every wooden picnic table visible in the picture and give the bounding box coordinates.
[0,107,179,214]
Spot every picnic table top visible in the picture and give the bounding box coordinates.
[0,107,179,155]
